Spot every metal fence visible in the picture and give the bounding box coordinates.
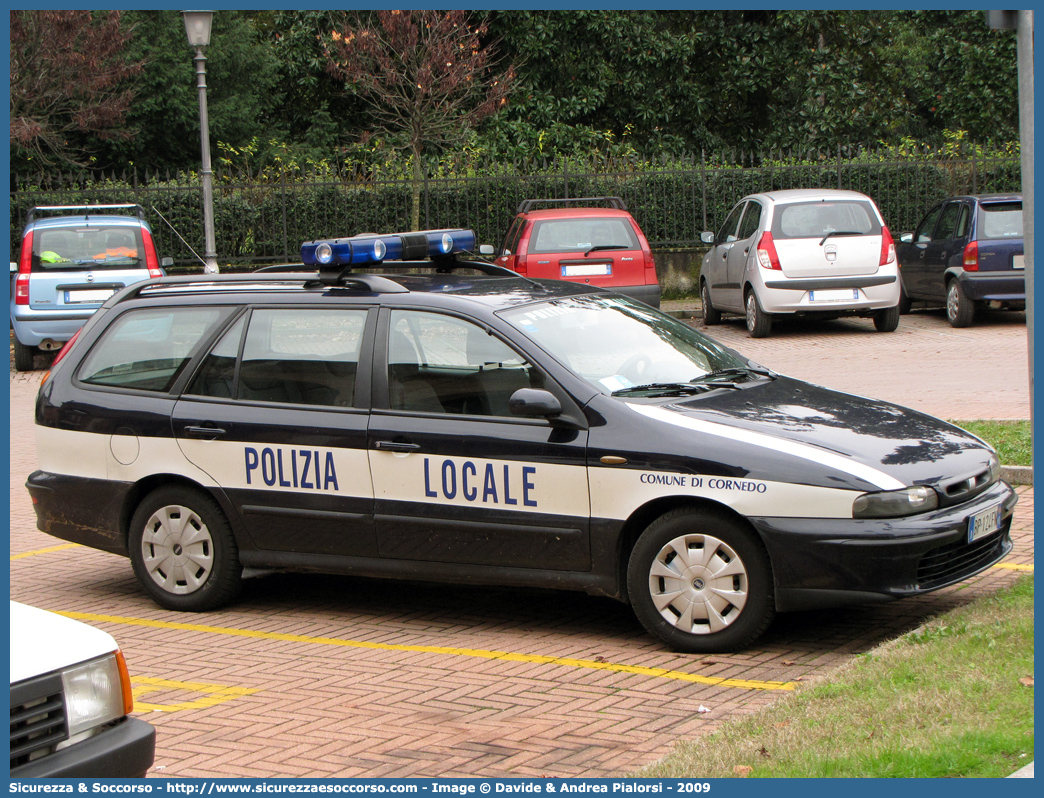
[11,148,1021,271]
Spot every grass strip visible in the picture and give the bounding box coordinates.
[637,575,1034,778]
[952,419,1032,467]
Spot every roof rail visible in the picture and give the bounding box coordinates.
[516,197,628,214]
[27,204,146,223]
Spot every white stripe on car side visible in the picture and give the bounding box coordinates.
[627,404,906,491]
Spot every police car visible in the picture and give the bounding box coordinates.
[27,228,1016,653]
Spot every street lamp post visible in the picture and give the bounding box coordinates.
[183,10,219,273]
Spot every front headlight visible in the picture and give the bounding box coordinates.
[60,652,131,743]
[853,485,938,519]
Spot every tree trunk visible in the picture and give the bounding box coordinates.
[410,147,423,232]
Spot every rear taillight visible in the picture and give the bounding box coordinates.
[963,241,979,271]
[879,225,896,266]
[16,231,33,305]
[514,256,528,278]
[756,232,782,270]
[141,227,163,278]
[51,329,80,369]
[645,252,658,284]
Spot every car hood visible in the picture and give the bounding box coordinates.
[9,601,117,684]
[633,376,996,493]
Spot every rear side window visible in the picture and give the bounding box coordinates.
[33,225,145,272]
[772,201,880,240]
[499,217,525,256]
[78,307,225,392]
[189,308,366,408]
[528,218,639,254]
[979,202,1023,239]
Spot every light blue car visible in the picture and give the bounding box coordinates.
[10,204,171,370]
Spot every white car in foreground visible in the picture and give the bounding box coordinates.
[9,601,155,778]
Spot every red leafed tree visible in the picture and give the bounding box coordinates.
[10,10,142,168]
[325,10,514,230]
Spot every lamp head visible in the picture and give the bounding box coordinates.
[183,10,214,48]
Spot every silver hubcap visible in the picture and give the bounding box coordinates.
[648,533,748,635]
[140,504,214,595]
[746,295,757,330]
[947,284,959,320]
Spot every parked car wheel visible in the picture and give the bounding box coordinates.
[701,280,722,325]
[946,279,976,328]
[129,485,242,611]
[626,507,775,653]
[745,290,772,338]
[874,304,901,332]
[12,337,37,372]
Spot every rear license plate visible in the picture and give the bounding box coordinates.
[968,504,1001,543]
[1013,255,1025,269]
[563,263,611,277]
[809,288,858,303]
[65,289,115,304]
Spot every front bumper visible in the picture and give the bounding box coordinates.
[10,716,156,778]
[751,480,1017,612]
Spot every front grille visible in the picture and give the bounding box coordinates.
[917,526,1010,590]
[10,673,67,770]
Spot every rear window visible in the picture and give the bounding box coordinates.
[979,202,1023,239]
[528,217,640,254]
[78,307,225,392]
[32,224,145,272]
[771,201,880,240]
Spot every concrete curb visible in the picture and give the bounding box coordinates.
[1008,761,1034,778]
[1002,465,1034,486]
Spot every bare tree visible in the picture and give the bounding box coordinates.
[10,10,142,168]
[325,10,514,231]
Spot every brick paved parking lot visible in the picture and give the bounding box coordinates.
[7,309,1033,778]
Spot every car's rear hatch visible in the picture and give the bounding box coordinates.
[28,222,152,312]
[771,198,884,279]
[525,215,648,288]
[975,199,1024,272]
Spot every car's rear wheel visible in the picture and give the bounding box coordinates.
[129,485,242,611]
[626,507,775,652]
[873,304,901,332]
[701,280,721,325]
[745,290,772,338]
[946,279,976,328]
[12,337,37,372]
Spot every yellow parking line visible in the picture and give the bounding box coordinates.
[131,676,258,713]
[10,543,81,560]
[994,562,1034,571]
[58,610,796,691]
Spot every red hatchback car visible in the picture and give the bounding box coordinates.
[494,197,661,308]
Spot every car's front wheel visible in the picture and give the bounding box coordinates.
[745,290,772,338]
[946,279,976,328]
[12,337,37,372]
[129,485,242,611]
[626,507,775,652]
[701,280,721,325]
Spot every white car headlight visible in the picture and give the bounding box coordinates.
[853,485,939,519]
[60,652,130,742]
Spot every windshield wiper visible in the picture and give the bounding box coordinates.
[612,382,717,397]
[584,244,628,256]
[819,231,864,245]
[690,366,775,384]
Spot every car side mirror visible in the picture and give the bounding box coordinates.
[899,233,913,244]
[160,257,174,268]
[508,388,562,418]
[479,244,494,257]
[700,231,715,245]
[10,261,17,274]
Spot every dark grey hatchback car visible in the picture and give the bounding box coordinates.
[896,194,1025,327]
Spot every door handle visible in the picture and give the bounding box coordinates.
[183,425,226,439]
[374,441,421,453]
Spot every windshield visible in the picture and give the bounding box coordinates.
[32,224,145,272]
[500,295,750,394]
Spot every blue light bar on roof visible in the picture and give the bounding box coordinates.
[300,228,476,268]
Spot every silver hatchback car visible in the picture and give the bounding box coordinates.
[700,189,901,337]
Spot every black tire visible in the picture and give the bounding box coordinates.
[129,485,242,611]
[946,279,976,328]
[701,280,722,325]
[874,304,901,332]
[13,337,37,372]
[626,506,775,653]
[745,290,772,338]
